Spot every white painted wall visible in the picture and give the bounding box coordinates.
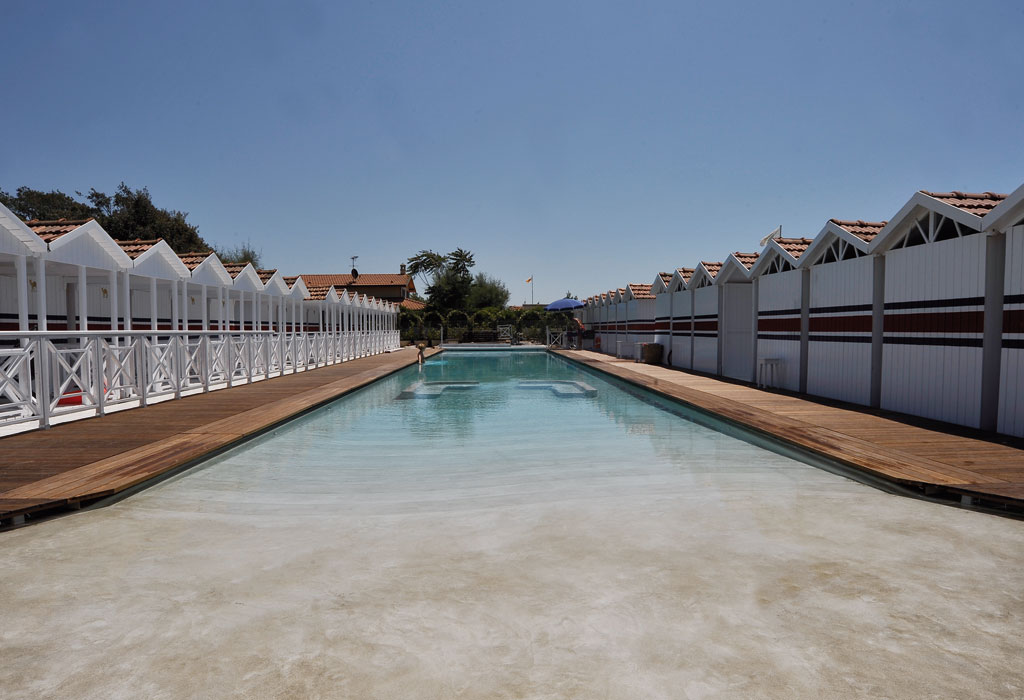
[669,289,693,369]
[882,235,985,427]
[807,255,874,405]
[756,269,803,391]
[692,286,718,373]
[721,283,754,381]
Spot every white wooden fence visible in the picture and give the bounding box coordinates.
[0,328,401,433]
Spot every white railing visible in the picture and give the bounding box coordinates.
[0,328,402,434]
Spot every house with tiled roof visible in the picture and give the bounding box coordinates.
[296,265,416,305]
[0,202,48,331]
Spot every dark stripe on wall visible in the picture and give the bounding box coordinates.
[1003,294,1024,304]
[758,317,801,332]
[693,332,718,338]
[883,336,983,347]
[809,302,873,314]
[1003,309,1024,334]
[809,334,872,344]
[884,310,984,334]
[757,308,802,317]
[810,315,872,333]
[884,296,984,311]
[693,320,718,331]
[693,313,718,320]
[1004,338,1024,349]
[757,333,800,341]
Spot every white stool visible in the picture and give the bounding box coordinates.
[757,358,782,388]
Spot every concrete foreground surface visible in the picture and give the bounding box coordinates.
[2,452,1024,700]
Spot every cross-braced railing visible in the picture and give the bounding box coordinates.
[0,327,402,434]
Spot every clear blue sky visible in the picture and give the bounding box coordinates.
[3,0,1022,304]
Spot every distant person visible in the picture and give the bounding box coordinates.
[417,342,426,365]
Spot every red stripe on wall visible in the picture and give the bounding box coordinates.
[884,310,984,334]
[758,317,801,332]
[810,315,873,333]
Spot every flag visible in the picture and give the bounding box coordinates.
[525,276,533,283]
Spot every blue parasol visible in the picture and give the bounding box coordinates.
[545,298,584,311]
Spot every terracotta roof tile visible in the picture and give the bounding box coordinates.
[401,297,426,310]
[921,191,1007,217]
[774,237,814,259]
[24,218,94,242]
[283,275,299,289]
[117,238,161,259]
[701,261,722,278]
[177,251,214,270]
[304,284,334,301]
[657,272,673,285]
[733,252,759,270]
[677,267,695,283]
[628,283,655,299]
[256,268,278,283]
[830,219,887,242]
[298,273,415,291]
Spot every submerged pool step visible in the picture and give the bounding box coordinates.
[396,381,480,399]
[517,380,597,398]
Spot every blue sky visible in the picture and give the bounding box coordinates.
[3,0,1022,304]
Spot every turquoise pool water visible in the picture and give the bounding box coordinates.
[139,349,850,517]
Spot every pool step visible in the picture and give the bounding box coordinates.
[396,381,480,399]
[517,380,597,398]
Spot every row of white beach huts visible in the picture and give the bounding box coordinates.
[0,205,400,433]
[576,184,1024,438]
[0,210,399,336]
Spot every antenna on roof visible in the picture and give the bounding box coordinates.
[350,255,359,280]
[759,225,782,247]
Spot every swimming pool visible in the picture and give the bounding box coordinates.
[3,350,1023,698]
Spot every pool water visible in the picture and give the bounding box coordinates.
[146,349,849,517]
[3,350,1024,699]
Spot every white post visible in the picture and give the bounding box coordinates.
[171,279,180,332]
[122,270,131,331]
[109,268,118,333]
[201,285,208,331]
[78,265,89,331]
[217,286,224,331]
[149,277,158,331]
[35,256,48,331]
[15,254,29,332]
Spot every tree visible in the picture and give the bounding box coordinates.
[0,183,212,253]
[466,273,510,310]
[423,309,444,329]
[214,239,262,267]
[0,187,95,220]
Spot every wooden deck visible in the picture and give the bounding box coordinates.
[557,350,1024,511]
[0,347,429,524]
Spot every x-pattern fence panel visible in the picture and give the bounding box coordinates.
[0,328,401,434]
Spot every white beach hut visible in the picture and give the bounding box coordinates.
[690,262,721,374]
[717,252,758,381]
[179,252,234,331]
[869,190,1007,428]
[623,283,657,354]
[0,202,48,332]
[117,239,191,331]
[25,219,133,332]
[750,238,812,391]
[801,220,883,405]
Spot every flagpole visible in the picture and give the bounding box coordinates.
[531,275,534,305]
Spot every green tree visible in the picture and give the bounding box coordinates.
[0,186,95,220]
[423,309,444,329]
[466,273,510,310]
[0,183,212,253]
[214,239,262,267]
